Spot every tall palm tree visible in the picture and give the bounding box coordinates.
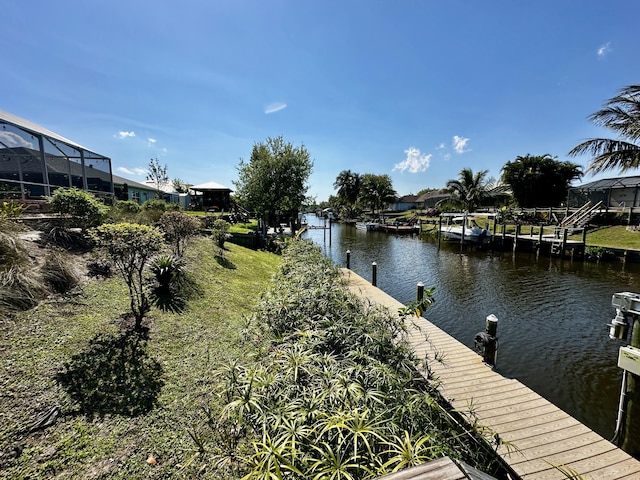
[333,170,362,205]
[446,168,489,212]
[568,85,640,174]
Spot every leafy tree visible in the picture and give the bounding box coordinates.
[234,136,313,227]
[172,178,190,194]
[47,187,108,230]
[445,168,489,212]
[157,211,201,256]
[568,85,640,174]
[89,223,164,329]
[333,170,362,205]
[359,174,397,215]
[501,154,582,207]
[146,157,169,197]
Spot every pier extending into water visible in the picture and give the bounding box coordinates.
[343,269,640,479]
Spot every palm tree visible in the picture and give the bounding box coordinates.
[359,174,397,215]
[446,168,489,212]
[568,85,640,174]
[333,170,362,205]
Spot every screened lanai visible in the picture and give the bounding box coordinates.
[0,110,113,201]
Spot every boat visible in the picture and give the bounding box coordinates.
[355,221,381,231]
[379,222,421,234]
[440,214,492,244]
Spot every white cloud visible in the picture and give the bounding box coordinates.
[437,143,445,149]
[597,42,611,57]
[393,147,431,173]
[452,135,470,154]
[264,102,287,114]
[117,166,147,176]
[116,131,136,139]
[148,138,156,144]
[0,131,34,148]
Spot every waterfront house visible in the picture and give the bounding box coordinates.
[568,175,640,209]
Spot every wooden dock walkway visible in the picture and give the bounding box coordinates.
[342,269,640,479]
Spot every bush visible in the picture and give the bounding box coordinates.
[157,211,201,256]
[0,200,26,220]
[47,187,108,230]
[211,219,231,250]
[89,223,165,329]
[149,254,185,292]
[141,199,169,223]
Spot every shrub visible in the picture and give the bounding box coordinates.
[89,223,165,329]
[115,200,142,214]
[211,219,231,250]
[157,211,201,256]
[0,200,26,220]
[47,187,108,230]
[149,254,185,292]
[141,199,173,223]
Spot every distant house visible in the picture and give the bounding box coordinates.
[391,195,420,211]
[190,181,232,211]
[112,174,160,204]
[112,174,184,205]
[417,190,451,209]
[567,175,640,208]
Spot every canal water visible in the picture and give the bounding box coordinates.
[302,217,640,440]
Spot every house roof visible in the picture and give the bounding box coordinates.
[191,181,232,191]
[416,191,450,202]
[571,175,640,191]
[111,173,157,191]
[396,194,419,203]
[0,109,98,155]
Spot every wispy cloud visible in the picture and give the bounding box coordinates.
[393,147,431,173]
[597,42,611,57]
[452,135,470,154]
[147,137,157,147]
[116,131,136,139]
[117,166,147,176]
[0,131,33,148]
[264,102,287,114]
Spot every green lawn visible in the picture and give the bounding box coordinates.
[0,238,280,479]
[580,225,640,250]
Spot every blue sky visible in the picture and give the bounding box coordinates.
[4,1,640,201]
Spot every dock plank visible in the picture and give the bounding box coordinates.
[343,269,640,480]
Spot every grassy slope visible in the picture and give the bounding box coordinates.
[0,238,280,479]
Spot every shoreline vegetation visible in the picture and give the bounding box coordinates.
[1,232,515,479]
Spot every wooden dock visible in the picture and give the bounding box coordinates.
[343,269,640,479]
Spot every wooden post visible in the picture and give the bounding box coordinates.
[582,226,588,244]
[346,250,351,270]
[538,224,544,243]
[485,314,498,366]
[562,228,568,256]
[371,262,377,287]
[417,281,424,303]
[513,224,520,254]
[529,225,534,237]
[437,217,442,249]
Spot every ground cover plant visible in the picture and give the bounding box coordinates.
[0,238,281,479]
[199,239,512,479]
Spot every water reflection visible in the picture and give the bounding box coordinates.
[303,218,640,439]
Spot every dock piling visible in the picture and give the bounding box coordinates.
[371,262,377,287]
